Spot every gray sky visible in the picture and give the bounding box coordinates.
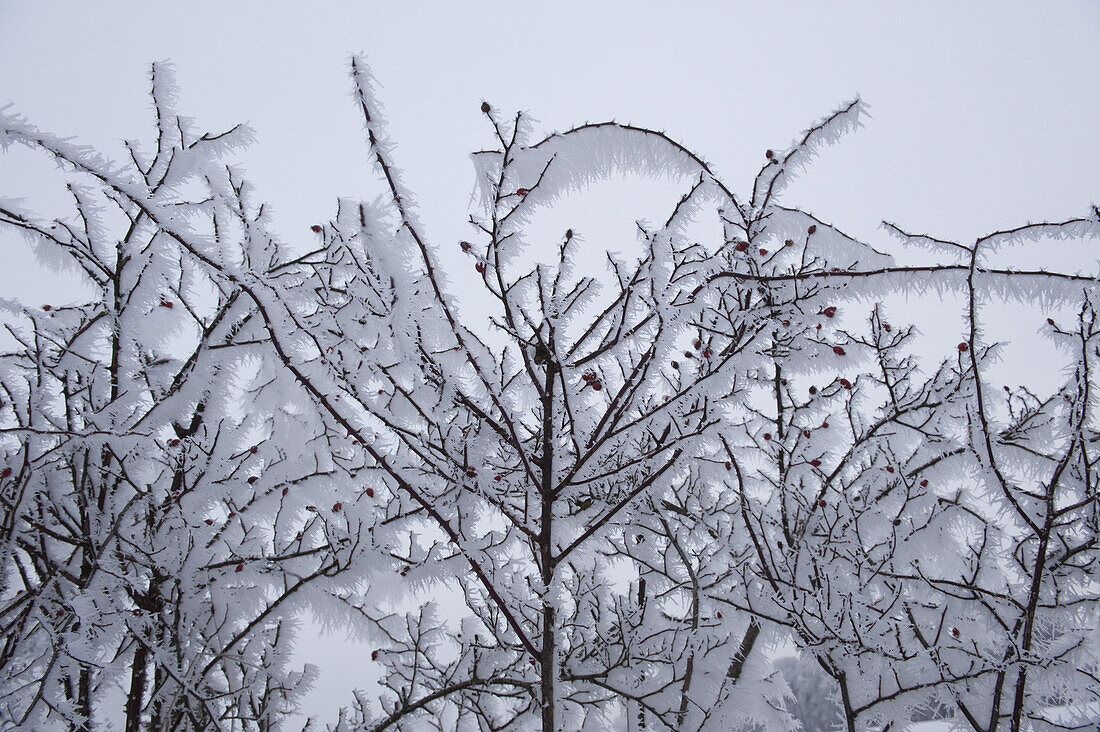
[4,2,1097,287]
[2,0,1098,723]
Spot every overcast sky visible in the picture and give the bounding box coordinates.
[4,3,1098,286]
[2,1,1098,723]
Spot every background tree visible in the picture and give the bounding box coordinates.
[773,656,843,732]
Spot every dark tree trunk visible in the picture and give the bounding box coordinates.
[539,363,558,731]
[125,644,149,732]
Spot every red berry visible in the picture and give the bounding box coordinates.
[333,502,342,512]
[724,461,732,470]
[763,433,772,441]
[228,512,236,519]
[759,248,768,256]
[958,342,969,352]
[0,468,10,478]
[460,241,472,252]
[282,487,289,496]
[808,225,817,234]
[592,381,603,391]
[481,101,491,113]
[366,487,375,497]
[42,304,52,311]
[735,241,749,252]
[693,339,702,349]
[306,505,316,512]
[886,466,895,473]
[371,650,379,660]
[250,446,258,454]
[782,320,790,327]
[716,610,723,619]
[833,346,846,356]
[920,479,928,487]
[884,324,891,332]
[494,475,502,482]
[951,627,960,638]
[235,564,244,573]
[785,239,794,248]
[475,262,486,274]
[823,306,836,318]
[204,518,213,525]
[818,499,827,507]
[132,608,142,616]
[160,300,173,309]
[169,439,180,447]
[821,422,829,428]
[765,150,774,159]
[810,459,821,468]
[803,429,811,438]
[1047,318,1055,326]
[702,348,712,359]
[311,224,323,233]
[515,188,528,196]
[840,378,852,389]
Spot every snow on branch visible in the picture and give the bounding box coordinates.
[752,98,868,210]
[2,56,1098,732]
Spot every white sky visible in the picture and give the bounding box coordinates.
[2,0,1098,724]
